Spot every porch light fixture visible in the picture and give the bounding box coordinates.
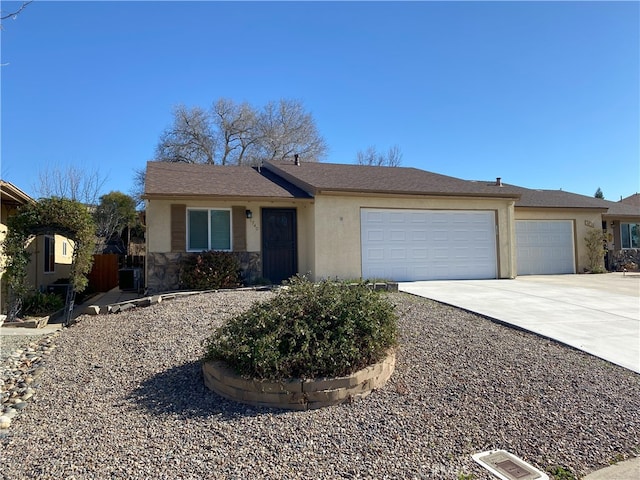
[245,210,253,219]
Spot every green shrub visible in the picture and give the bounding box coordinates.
[179,251,242,290]
[205,276,398,379]
[22,290,65,317]
[547,466,577,480]
[584,228,606,273]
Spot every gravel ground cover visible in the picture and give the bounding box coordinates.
[1,334,46,364]
[1,290,639,479]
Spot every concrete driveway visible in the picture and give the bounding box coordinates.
[400,273,640,374]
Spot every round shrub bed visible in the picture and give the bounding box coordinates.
[203,350,395,410]
[203,276,398,409]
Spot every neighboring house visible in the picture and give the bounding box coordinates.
[143,160,631,293]
[602,194,640,270]
[0,180,74,313]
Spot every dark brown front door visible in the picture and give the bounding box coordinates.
[262,208,297,284]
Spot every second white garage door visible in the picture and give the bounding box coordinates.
[361,209,497,281]
[516,220,575,275]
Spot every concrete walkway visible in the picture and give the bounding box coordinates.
[401,273,640,480]
[400,273,640,373]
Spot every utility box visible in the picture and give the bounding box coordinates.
[119,268,142,291]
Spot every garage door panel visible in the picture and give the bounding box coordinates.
[366,230,384,242]
[516,220,575,275]
[411,248,428,259]
[361,209,497,281]
[365,248,385,260]
[390,230,406,241]
[411,230,427,241]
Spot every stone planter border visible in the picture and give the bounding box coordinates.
[1,308,64,329]
[203,350,396,410]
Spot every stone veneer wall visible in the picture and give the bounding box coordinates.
[146,252,262,294]
[202,351,396,410]
[610,249,640,271]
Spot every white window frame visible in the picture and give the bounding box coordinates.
[620,222,639,249]
[186,208,233,252]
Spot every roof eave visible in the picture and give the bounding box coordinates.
[0,180,35,205]
[602,212,640,220]
[515,205,609,211]
[315,188,521,200]
[142,193,313,202]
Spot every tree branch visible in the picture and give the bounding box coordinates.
[1,1,33,22]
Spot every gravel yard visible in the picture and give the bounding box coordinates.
[1,290,639,479]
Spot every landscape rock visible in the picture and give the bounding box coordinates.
[0,291,638,480]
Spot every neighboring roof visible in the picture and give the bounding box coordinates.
[0,180,34,206]
[602,198,640,219]
[265,161,520,199]
[620,193,640,207]
[488,184,611,210]
[143,162,312,199]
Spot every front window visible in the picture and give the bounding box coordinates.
[621,223,639,249]
[187,208,231,251]
[44,235,55,273]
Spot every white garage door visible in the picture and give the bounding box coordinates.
[516,220,575,275]
[361,209,497,281]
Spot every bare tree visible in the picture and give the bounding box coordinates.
[212,98,260,165]
[155,105,217,164]
[0,0,33,24]
[33,163,107,206]
[131,167,146,207]
[1,1,33,66]
[355,145,403,167]
[153,98,327,167]
[256,99,328,163]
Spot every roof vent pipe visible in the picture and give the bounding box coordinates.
[496,177,502,187]
[294,154,300,166]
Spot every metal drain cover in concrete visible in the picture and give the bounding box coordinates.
[472,450,549,480]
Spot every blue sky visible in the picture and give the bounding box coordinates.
[1,1,638,202]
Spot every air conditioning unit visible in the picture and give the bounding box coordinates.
[119,268,142,291]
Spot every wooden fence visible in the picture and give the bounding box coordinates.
[88,254,119,292]
[88,254,146,293]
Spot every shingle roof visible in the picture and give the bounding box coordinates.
[496,184,610,209]
[143,162,311,199]
[620,193,640,207]
[143,161,633,218]
[265,161,520,198]
[602,198,640,219]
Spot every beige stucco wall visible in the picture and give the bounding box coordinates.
[145,198,314,278]
[146,196,607,283]
[26,235,74,291]
[514,208,604,274]
[310,193,517,281]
